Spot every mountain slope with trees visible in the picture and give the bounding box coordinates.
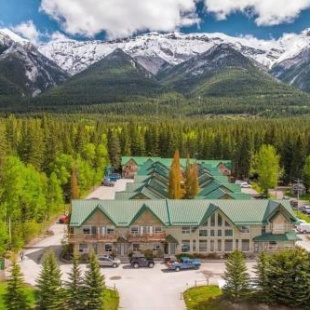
[36,48,167,106]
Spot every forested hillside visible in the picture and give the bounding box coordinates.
[1,115,310,255]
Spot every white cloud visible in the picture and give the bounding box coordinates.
[50,31,69,41]
[40,0,199,39]
[204,0,310,26]
[11,20,40,43]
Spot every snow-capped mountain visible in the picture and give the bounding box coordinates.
[38,30,310,76]
[0,29,68,97]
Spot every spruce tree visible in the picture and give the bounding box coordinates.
[36,250,64,310]
[253,251,270,304]
[223,250,250,302]
[267,248,310,308]
[4,258,30,310]
[84,252,105,309]
[66,255,85,310]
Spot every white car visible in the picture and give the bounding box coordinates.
[240,182,252,188]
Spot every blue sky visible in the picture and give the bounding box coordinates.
[1,0,310,43]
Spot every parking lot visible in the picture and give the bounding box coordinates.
[17,223,256,310]
[15,180,310,310]
[86,179,134,199]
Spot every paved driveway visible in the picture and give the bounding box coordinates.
[16,222,258,310]
[87,179,134,199]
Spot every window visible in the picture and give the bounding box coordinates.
[210,214,215,227]
[181,240,190,252]
[133,243,140,252]
[199,240,207,252]
[217,240,222,251]
[182,226,191,234]
[79,244,87,253]
[224,240,233,251]
[217,230,222,237]
[242,239,250,251]
[82,227,91,235]
[199,229,208,237]
[98,226,105,235]
[225,229,233,237]
[106,226,115,235]
[105,244,112,252]
[154,226,162,233]
[210,229,215,237]
[225,220,231,227]
[130,226,139,235]
[210,240,215,251]
[218,214,223,226]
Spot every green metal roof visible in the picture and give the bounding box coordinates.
[70,199,297,228]
[122,156,232,170]
[253,231,301,242]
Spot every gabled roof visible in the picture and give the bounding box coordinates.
[122,156,232,170]
[70,199,297,228]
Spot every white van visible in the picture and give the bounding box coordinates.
[296,223,310,234]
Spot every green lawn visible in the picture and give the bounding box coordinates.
[184,285,222,310]
[0,282,119,310]
[103,288,120,310]
[0,282,36,309]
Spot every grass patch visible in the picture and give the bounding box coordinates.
[0,281,36,309]
[294,211,310,223]
[0,282,118,310]
[103,288,119,310]
[184,285,222,310]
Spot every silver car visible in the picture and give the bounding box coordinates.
[97,255,121,268]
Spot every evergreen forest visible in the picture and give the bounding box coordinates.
[1,114,310,255]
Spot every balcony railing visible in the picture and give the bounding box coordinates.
[69,233,118,243]
[126,232,166,242]
[69,231,167,243]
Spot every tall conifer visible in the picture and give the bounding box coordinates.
[4,258,30,310]
[36,250,64,310]
[83,253,105,309]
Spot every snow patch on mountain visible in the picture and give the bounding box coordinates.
[0,28,29,45]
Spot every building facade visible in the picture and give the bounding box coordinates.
[68,199,299,257]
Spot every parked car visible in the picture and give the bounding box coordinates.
[240,182,252,188]
[290,200,298,208]
[166,256,201,272]
[102,177,114,187]
[301,205,310,214]
[58,214,68,224]
[296,223,310,234]
[130,254,155,268]
[97,255,120,268]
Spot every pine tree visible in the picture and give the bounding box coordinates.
[168,149,184,199]
[83,252,105,309]
[266,249,310,308]
[36,250,64,310]
[66,255,85,310]
[223,250,250,302]
[253,251,270,304]
[4,258,30,310]
[107,129,122,170]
